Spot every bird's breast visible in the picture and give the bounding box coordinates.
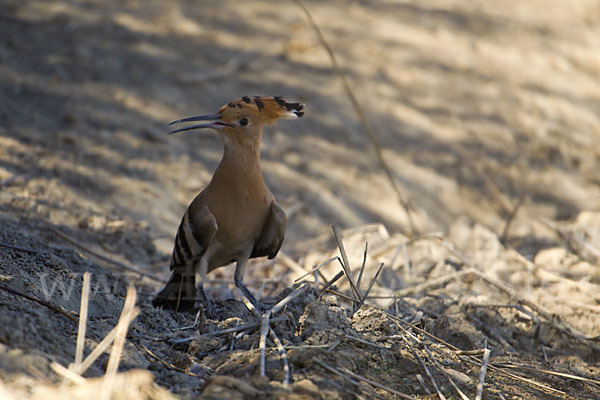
[204,181,273,267]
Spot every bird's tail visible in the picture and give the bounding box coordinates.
[152,270,196,312]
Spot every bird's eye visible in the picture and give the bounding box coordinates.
[239,117,249,126]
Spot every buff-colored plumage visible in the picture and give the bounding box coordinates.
[154,96,304,313]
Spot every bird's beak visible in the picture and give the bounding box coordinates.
[168,114,234,134]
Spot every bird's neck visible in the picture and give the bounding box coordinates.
[212,134,264,188]
[222,132,262,166]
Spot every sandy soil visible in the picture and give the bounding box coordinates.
[1,0,599,398]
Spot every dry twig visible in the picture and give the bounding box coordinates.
[358,262,384,309]
[423,345,470,400]
[294,256,339,282]
[494,363,600,386]
[172,317,288,344]
[268,327,290,385]
[140,341,203,377]
[387,314,567,396]
[313,358,359,386]
[500,192,526,243]
[49,226,166,283]
[0,241,39,254]
[51,362,87,385]
[416,373,431,395]
[73,272,91,369]
[331,225,362,304]
[338,365,415,400]
[240,285,309,383]
[414,350,446,400]
[344,334,390,350]
[0,283,77,323]
[441,241,600,351]
[293,0,417,236]
[355,242,369,292]
[74,309,141,376]
[390,269,473,301]
[101,286,138,400]
[319,270,344,295]
[476,349,491,400]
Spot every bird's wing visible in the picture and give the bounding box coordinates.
[251,201,287,259]
[170,205,218,269]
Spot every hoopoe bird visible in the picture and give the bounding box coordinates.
[153,96,304,313]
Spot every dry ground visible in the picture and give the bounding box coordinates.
[1,0,599,398]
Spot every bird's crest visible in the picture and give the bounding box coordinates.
[218,96,304,125]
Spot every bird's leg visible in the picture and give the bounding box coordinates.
[234,256,264,313]
[197,259,217,319]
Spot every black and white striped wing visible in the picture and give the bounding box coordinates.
[170,205,218,269]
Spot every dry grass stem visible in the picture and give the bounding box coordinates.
[416,373,431,395]
[294,256,339,283]
[511,250,600,302]
[415,350,446,400]
[292,0,417,236]
[173,308,203,331]
[344,334,390,350]
[390,269,473,300]
[454,349,486,356]
[173,317,288,344]
[0,283,77,323]
[358,262,384,308]
[476,360,565,395]
[279,252,309,276]
[541,344,549,362]
[402,242,411,273]
[49,226,166,284]
[101,286,139,400]
[340,366,416,399]
[326,378,367,400]
[441,241,600,351]
[500,192,526,243]
[268,328,290,385]
[476,349,491,400]
[74,309,138,376]
[139,341,202,377]
[272,283,310,314]
[239,296,270,377]
[0,241,39,254]
[73,272,91,369]
[355,242,369,292]
[50,361,87,385]
[540,217,600,259]
[240,283,306,382]
[496,363,600,385]
[471,268,600,348]
[331,225,362,303]
[423,345,470,400]
[469,314,515,351]
[313,358,359,386]
[319,270,344,295]
[389,310,568,395]
[324,288,360,304]
[386,243,404,271]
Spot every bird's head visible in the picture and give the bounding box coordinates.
[168,96,304,143]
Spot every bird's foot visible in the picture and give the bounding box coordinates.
[197,284,220,320]
[201,299,219,320]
